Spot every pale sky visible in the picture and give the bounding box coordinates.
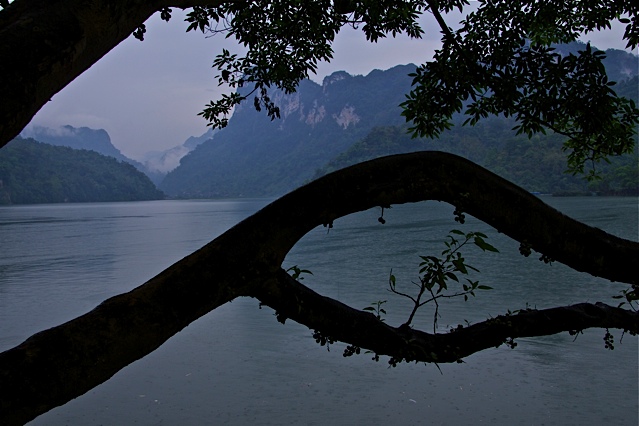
[25,7,635,160]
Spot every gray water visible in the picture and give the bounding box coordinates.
[0,197,637,425]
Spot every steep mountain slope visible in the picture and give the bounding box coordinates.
[160,65,416,197]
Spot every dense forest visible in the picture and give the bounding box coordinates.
[0,138,164,204]
[315,75,638,196]
[313,115,638,196]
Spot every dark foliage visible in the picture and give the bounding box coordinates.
[0,138,164,204]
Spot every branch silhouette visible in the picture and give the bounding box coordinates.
[1,152,637,425]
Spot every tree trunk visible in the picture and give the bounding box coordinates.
[0,0,215,147]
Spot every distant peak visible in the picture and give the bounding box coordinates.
[322,71,352,87]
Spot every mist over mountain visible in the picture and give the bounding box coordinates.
[0,138,164,204]
[20,124,168,182]
[21,124,210,186]
[159,64,416,198]
[554,41,639,82]
[24,125,133,164]
[21,124,218,187]
[183,128,217,150]
[141,128,216,176]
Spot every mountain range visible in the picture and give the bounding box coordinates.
[159,42,638,198]
[10,41,639,202]
[22,125,214,185]
[160,64,415,197]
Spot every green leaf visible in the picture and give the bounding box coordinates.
[452,259,468,274]
[473,236,499,252]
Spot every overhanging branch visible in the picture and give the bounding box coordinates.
[0,0,225,148]
[257,269,638,364]
[1,152,637,425]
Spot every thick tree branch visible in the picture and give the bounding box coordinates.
[1,152,637,425]
[257,269,638,364]
[0,0,222,148]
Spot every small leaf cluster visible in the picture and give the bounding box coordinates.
[363,300,387,321]
[389,229,497,329]
[287,265,313,281]
[417,230,497,299]
[603,328,615,350]
[185,6,225,33]
[131,6,174,40]
[612,284,639,310]
[312,330,336,351]
[343,344,361,357]
[159,7,172,22]
[341,0,427,42]
[132,24,146,41]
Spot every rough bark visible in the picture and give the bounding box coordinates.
[0,0,217,148]
[1,152,637,425]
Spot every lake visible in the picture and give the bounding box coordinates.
[0,197,637,425]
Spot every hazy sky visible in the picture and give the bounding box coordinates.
[26,7,635,160]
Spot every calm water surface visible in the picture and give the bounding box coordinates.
[0,197,637,425]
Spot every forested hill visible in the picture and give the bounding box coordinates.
[160,42,638,198]
[0,138,164,205]
[23,125,167,184]
[314,76,639,195]
[313,122,638,196]
[25,125,126,159]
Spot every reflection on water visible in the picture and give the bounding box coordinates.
[0,197,636,425]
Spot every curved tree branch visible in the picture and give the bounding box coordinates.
[259,269,638,364]
[1,152,637,425]
[0,0,221,148]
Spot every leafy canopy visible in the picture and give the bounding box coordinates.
[133,1,639,174]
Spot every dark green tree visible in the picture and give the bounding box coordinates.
[0,1,637,424]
